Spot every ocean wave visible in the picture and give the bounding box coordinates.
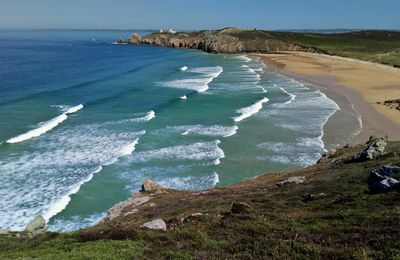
[233,97,269,122]
[179,66,188,71]
[237,55,252,62]
[6,104,84,144]
[0,124,145,230]
[129,140,225,164]
[279,87,297,104]
[168,125,238,138]
[129,110,156,122]
[161,66,223,92]
[258,138,324,167]
[49,212,106,232]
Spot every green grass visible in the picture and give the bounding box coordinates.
[267,30,400,67]
[2,142,400,259]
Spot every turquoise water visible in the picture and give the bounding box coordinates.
[0,30,360,231]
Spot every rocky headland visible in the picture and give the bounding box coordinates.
[123,28,322,54]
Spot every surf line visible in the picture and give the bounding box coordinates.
[6,104,84,144]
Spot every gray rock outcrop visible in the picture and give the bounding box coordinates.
[25,215,47,236]
[276,176,305,187]
[368,165,400,193]
[304,193,327,201]
[356,136,387,161]
[141,219,167,230]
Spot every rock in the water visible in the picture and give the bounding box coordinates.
[141,219,167,230]
[128,33,142,44]
[276,176,305,187]
[356,136,387,161]
[368,165,400,193]
[141,179,162,192]
[25,215,47,235]
[304,193,327,202]
[117,37,126,44]
[230,202,251,214]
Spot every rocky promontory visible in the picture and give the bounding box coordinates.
[123,28,323,54]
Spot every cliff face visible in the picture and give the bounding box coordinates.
[140,29,322,54]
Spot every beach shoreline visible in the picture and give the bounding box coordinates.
[252,52,400,147]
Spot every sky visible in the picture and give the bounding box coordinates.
[0,0,399,30]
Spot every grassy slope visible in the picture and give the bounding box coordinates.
[219,29,400,67]
[1,142,400,259]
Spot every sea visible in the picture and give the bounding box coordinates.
[0,30,362,231]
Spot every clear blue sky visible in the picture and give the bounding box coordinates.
[1,0,399,30]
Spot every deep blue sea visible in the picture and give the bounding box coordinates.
[0,30,361,231]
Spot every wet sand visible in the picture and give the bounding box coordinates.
[253,52,400,145]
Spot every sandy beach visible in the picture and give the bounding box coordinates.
[253,52,400,144]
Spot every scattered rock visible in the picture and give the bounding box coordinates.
[304,193,327,202]
[117,37,127,44]
[180,213,204,223]
[356,136,387,161]
[368,165,400,193]
[276,176,305,187]
[141,179,162,192]
[317,149,337,163]
[128,33,142,44]
[230,202,251,214]
[25,215,47,236]
[141,219,167,230]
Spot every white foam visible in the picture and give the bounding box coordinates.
[120,139,139,156]
[162,66,223,92]
[180,95,187,100]
[0,123,145,230]
[213,172,220,186]
[279,87,297,104]
[129,140,225,163]
[6,104,84,144]
[237,55,252,62]
[179,66,188,71]
[171,125,238,138]
[233,97,269,122]
[130,110,156,122]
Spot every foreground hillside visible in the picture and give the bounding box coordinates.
[1,138,400,259]
[137,28,400,67]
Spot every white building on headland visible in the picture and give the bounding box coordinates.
[159,29,164,33]
[168,28,176,34]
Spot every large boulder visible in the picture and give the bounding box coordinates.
[141,179,162,192]
[25,215,47,236]
[128,33,142,44]
[276,176,305,187]
[141,219,167,230]
[368,165,400,193]
[356,136,387,161]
